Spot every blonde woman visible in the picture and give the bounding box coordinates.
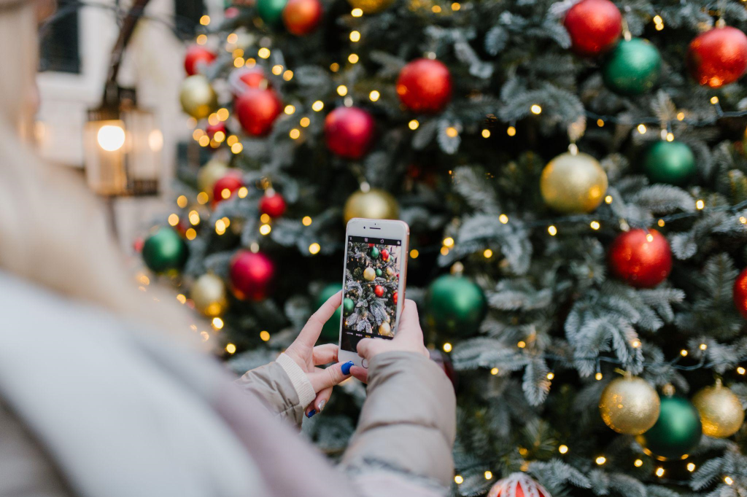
[0,1,456,496]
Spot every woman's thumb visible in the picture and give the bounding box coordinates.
[308,361,353,392]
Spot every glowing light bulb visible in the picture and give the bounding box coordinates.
[559,445,568,454]
[443,342,452,352]
[97,125,126,152]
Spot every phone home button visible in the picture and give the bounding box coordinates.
[361,359,369,369]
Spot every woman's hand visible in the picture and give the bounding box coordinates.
[284,291,354,417]
[350,299,429,383]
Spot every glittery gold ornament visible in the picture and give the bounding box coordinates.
[180,75,218,120]
[343,188,399,224]
[599,375,660,435]
[363,267,376,281]
[347,0,393,14]
[692,382,745,438]
[379,321,393,336]
[197,159,230,198]
[540,152,608,214]
[191,273,228,317]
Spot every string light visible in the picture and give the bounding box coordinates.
[507,126,516,136]
[215,219,227,235]
[443,237,455,247]
[490,367,499,375]
[596,456,606,465]
[482,129,491,138]
[231,143,244,154]
[710,96,719,104]
[559,445,568,454]
[258,48,271,59]
[285,105,296,115]
[309,243,321,254]
[227,33,238,44]
[330,62,340,72]
[260,214,271,224]
[666,132,674,142]
[283,70,294,81]
[351,7,363,16]
[302,216,313,226]
[196,34,207,45]
[499,214,509,224]
[410,249,419,258]
[687,462,696,472]
[646,233,654,242]
[369,90,380,102]
[176,294,187,304]
[226,343,237,354]
[517,341,526,348]
[484,471,493,480]
[724,476,734,486]
[300,117,311,127]
[432,5,441,12]
[259,224,272,235]
[655,467,665,477]
[290,128,301,139]
[185,228,197,240]
[637,124,647,134]
[700,343,708,350]
[260,331,271,341]
[547,372,555,380]
[531,104,542,115]
[272,64,283,75]
[238,187,248,198]
[409,119,420,130]
[312,101,324,112]
[548,225,558,236]
[681,349,688,356]
[198,135,210,147]
[597,119,604,127]
[634,459,643,467]
[348,53,359,63]
[214,131,226,143]
[446,127,458,137]
[451,1,460,9]
[677,111,685,121]
[199,14,210,25]
[168,214,179,226]
[737,366,745,375]
[590,221,600,230]
[443,343,453,352]
[696,199,705,210]
[227,135,239,146]
[197,192,209,205]
[337,85,348,96]
[189,210,200,225]
[454,475,464,484]
[234,58,245,68]
[595,372,603,380]
[441,247,450,256]
[632,339,641,348]
[212,317,224,330]
[350,30,361,42]
[483,248,493,258]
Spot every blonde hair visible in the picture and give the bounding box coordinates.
[0,1,199,346]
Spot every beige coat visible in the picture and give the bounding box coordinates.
[0,271,456,497]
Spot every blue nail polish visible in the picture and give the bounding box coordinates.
[306,409,316,418]
[341,361,354,375]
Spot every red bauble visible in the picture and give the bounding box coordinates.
[206,122,226,139]
[381,249,390,261]
[324,107,376,159]
[488,473,552,497]
[184,45,216,76]
[687,27,747,88]
[609,229,672,288]
[259,192,287,217]
[282,0,322,35]
[393,291,398,304]
[563,0,622,57]
[733,268,747,318]
[225,6,240,18]
[374,285,385,297]
[236,89,283,136]
[396,59,452,113]
[237,67,271,90]
[229,251,275,301]
[213,172,244,204]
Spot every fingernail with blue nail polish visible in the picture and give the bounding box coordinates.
[341,361,354,375]
[306,409,316,418]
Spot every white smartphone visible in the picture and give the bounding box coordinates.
[338,218,410,368]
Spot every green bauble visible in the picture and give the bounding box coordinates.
[636,396,702,461]
[376,268,383,277]
[370,247,380,259]
[642,141,696,186]
[257,0,288,26]
[425,275,486,336]
[343,297,355,315]
[142,227,188,274]
[317,283,343,340]
[603,39,661,96]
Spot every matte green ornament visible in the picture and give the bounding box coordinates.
[343,297,355,315]
[636,396,702,461]
[142,227,188,274]
[642,141,696,186]
[257,0,288,27]
[603,38,661,96]
[370,247,380,259]
[375,268,383,277]
[317,283,343,340]
[425,275,486,336]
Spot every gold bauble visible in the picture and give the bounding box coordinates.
[343,188,399,224]
[347,0,394,14]
[180,75,218,120]
[363,267,376,281]
[191,273,228,317]
[197,159,230,198]
[540,152,608,214]
[379,321,393,336]
[692,383,745,438]
[599,376,661,435]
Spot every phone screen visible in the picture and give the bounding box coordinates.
[340,235,403,352]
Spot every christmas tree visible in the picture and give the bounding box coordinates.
[145,0,747,494]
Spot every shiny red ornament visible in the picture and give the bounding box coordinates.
[393,291,398,304]
[687,27,747,88]
[733,268,747,318]
[229,251,275,301]
[259,192,287,217]
[213,172,244,204]
[563,0,622,57]
[381,249,389,261]
[374,285,385,297]
[236,88,283,136]
[236,67,271,90]
[282,0,322,35]
[206,121,226,140]
[396,58,452,113]
[324,107,376,159]
[609,229,672,288]
[488,473,552,497]
[184,45,216,76]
